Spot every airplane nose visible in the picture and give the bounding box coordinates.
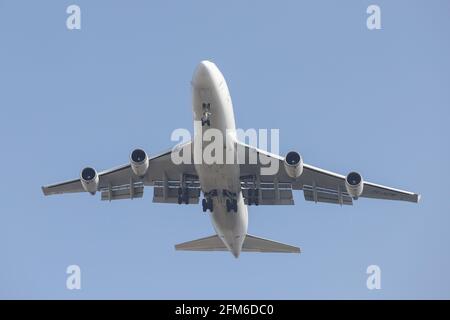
[199,60,211,70]
[192,60,214,87]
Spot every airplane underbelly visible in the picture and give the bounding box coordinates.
[195,163,239,193]
[191,61,246,255]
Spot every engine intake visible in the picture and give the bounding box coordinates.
[284,151,304,178]
[130,148,149,177]
[345,171,364,199]
[80,167,99,194]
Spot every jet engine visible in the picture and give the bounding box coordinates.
[345,171,364,199]
[80,167,99,194]
[130,148,149,177]
[284,151,304,178]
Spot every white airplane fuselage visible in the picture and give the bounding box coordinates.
[191,61,247,258]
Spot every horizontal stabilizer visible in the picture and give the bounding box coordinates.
[175,235,228,251]
[175,234,300,254]
[242,234,300,253]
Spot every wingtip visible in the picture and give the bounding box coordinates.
[416,194,421,203]
[41,186,49,196]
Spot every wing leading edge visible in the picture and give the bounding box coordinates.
[237,142,420,205]
[42,142,197,199]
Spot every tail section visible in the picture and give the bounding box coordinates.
[175,234,300,254]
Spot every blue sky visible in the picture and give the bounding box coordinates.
[0,0,449,299]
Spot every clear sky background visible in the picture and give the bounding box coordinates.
[0,0,449,299]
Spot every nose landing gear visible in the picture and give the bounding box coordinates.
[201,103,211,127]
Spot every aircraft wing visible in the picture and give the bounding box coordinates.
[237,142,420,205]
[42,142,200,203]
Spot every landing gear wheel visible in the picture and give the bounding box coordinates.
[208,199,213,212]
[202,197,214,212]
[202,198,207,212]
[226,199,231,212]
[201,117,211,127]
[247,189,253,206]
[201,103,211,127]
[226,199,237,212]
[254,189,259,206]
[247,189,259,206]
[178,188,189,204]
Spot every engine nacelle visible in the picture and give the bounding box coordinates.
[284,151,304,178]
[130,148,149,177]
[345,171,364,199]
[80,167,99,194]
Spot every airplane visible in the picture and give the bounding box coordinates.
[42,60,420,258]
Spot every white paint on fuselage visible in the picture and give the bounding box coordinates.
[191,60,248,258]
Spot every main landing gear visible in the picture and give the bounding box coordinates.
[202,190,237,213]
[223,190,238,213]
[201,103,211,127]
[247,188,260,206]
[226,199,237,213]
[202,190,217,213]
[202,198,213,212]
[177,187,189,204]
